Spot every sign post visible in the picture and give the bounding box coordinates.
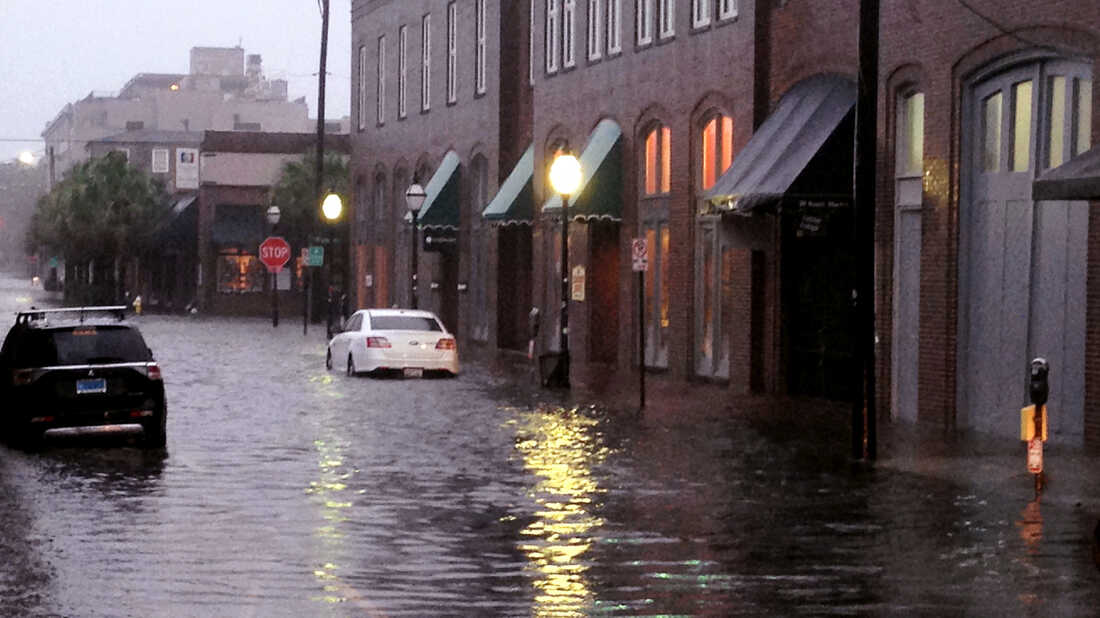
[259,237,291,328]
[632,238,648,410]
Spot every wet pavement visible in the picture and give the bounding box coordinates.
[1,273,1099,616]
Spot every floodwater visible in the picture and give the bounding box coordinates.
[1,274,1098,616]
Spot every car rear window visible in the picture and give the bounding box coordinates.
[369,315,443,331]
[14,326,151,367]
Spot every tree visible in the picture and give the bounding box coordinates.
[29,152,169,303]
[269,152,350,249]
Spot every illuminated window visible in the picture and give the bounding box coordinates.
[643,124,671,195]
[701,113,733,190]
[898,92,924,176]
[1011,80,1032,172]
[216,252,264,293]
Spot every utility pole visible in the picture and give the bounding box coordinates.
[852,0,879,460]
[307,0,330,336]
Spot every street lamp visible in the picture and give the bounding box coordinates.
[405,179,427,309]
[548,148,582,388]
[266,204,281,328]
[321,191,343,338]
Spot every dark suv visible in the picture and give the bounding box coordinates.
[0,306,166,448]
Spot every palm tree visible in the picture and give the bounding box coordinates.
[30,152,169,303]
[269,152,350,249]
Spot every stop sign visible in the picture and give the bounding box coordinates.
[259,236,291,272]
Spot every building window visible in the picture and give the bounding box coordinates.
[607,0,622,54]
[1010,80,1033,172]
[981,92,1002,172]
[421,13,432,112]
[447,2,457,104]
[658,0,675,39]
[470,155,489,341]
[217,251,264,293]
[355,178,368,244]
[373,175,387,227]
[636,0,653,46]
[530,0,536,85]
[377,36,386,125]
[1045,75,1094,168]
[358,45,367,130]
[898,92,925,177]
[546,0,560,73]
[563,0,576,68]
[701,113,733,189]
[692,0,710,28]
[718,0,737,20]
[151,148,169,173]
[1075,78,1093,157]
[398,25,408,118]
[587,0,603,61]
[475,0,487,95]
[643,125,671,195]
[642,222,671,368]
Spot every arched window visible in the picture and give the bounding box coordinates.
[639,121,672,367]
[643,124,671,196]
[695,110,734,379]
[700,113,733,190]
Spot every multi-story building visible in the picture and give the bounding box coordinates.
[352,1,1100,448]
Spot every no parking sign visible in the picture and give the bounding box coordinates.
[632,238,648,272]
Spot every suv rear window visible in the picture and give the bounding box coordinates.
[369,315,443,331]
[14,326,151,367]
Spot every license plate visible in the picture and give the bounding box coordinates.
[403,367,424,378]
[76,378,107,394]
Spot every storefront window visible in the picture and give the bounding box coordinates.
[217,251,265,293]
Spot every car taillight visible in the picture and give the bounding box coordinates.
[146,363,162,381]
[12,369,33,386]
[367,336,391,348]
[436,338,456,350]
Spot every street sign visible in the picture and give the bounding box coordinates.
[571,265,586,301]
[307,246,325,267]
[259,236,291,272]
[632,238,648,272]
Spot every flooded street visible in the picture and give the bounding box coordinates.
[1,274,1099,616]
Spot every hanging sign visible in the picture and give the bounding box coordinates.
[571,265,586,301]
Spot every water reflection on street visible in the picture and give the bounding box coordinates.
[1,274,1099,615]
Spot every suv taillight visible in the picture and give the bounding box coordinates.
[436,338,456,350]
[367,336,391,348]
[12,369,33,386]
[146,363,162,381]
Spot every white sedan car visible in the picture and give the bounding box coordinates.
[326,308,458,377]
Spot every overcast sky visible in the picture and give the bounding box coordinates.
[0,0,352,163]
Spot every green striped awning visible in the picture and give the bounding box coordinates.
[417,150,461,230]
[482,145,534,225]
[543,119,623,222]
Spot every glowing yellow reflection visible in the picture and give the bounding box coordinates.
[514,406,611,616]
[308,438,353,604]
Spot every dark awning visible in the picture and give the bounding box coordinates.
[483,145,534,225]
[703,74,857,214]
[417,150,461,231]
[1033,145,1100,200]
[212,204,264,248]
[153,194,198,246]
[543,119,623,221]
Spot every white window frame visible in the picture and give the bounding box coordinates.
[151,148,169,173]
[447,2,457,104]
[475,0,487,95]
[546,0,560,74]
[658,0,675,39]
[636,0,653,46]
[718,0,737,20]
[398,25,408,118]
[358,44,368,130]
[607,0,622,54]
[692,0,710,29]
[529,0,536,85]
[421,13,432,112]
[587,0,603,61]
[563,0,576,68]
[377,35,386,125]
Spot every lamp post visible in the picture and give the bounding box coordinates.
[405,180,426,309]
[266,204,281,328]
[548,148,582,388]
[321,191,343,338]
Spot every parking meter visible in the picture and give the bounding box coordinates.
[528,307,541,340]
[1029,357,1049,406]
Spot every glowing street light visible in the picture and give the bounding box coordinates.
[321,191,343,221]
[547,148,582,388]
[405,180,427,309]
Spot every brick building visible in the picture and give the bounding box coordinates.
[351,1,1100,448]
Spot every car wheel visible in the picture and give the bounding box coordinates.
[346,353,357,377]
[326,349,333,370]
[142,406,167,449]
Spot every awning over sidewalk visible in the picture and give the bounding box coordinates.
[153,194,198,246]
[543,119,623,222]
[212,204,263,249]
[417,150,461,231]
[483,145,534,226]
[703,74,857,214]
[1033,145,1100,200]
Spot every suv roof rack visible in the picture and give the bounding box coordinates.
[15,305,128,326]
